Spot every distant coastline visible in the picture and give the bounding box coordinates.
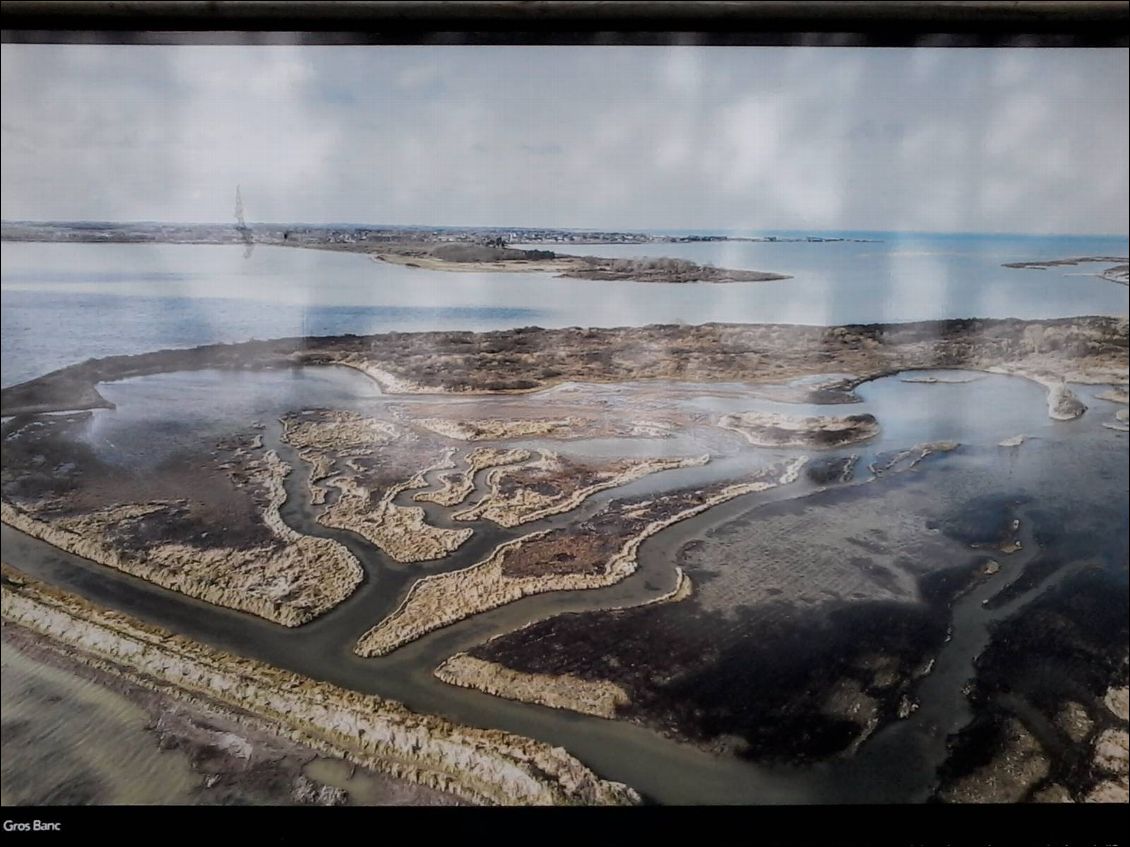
[0,220,878,285]
[0,219,880,247]
[1003,256,1130,287]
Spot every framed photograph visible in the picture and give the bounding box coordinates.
[1,3,1126,843]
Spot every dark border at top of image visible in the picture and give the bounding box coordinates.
[1,1,1128,46]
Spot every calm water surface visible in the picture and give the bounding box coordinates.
[3,233,1127,386]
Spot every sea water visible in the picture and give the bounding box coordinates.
[3,232,1127,386]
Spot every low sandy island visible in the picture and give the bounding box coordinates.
[1044,382,1088,421]
[1097,387,1130,404]
[868,441,960,477]
[900,375,983,385]
[372,243,789,284]
[1004,256,1130,286]
[0,566,638,806]
[4,318,1125,420]
[1103,408,1130,432]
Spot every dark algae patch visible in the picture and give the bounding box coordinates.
[981,505,1114,611]
[936,568,1129,803]
[471,479,993,765]
[918,557,1000,606]
[472,590,961,764]
[930,493,1030,549]
[805,455,858,485]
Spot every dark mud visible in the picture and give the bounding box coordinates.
[981,502,1120,611]
[930,493,1031,549]
[805,455,858,485]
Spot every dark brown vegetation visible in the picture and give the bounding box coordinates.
[495,479,760,579]
[429,243,557,263]
[473,592,952,763]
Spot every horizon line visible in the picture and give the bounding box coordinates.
[2,219,1128,241]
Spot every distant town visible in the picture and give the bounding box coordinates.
[0,220,879,249]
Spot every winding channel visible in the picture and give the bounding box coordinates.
[1,371,1116,804]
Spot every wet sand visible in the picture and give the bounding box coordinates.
[1,629,463,806]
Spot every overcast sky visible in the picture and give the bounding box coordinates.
[1,44,1127,235]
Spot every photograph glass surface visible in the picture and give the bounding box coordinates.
[1,39,1127,810]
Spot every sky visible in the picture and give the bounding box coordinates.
[1,44,1127,235]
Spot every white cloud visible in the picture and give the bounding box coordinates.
[1,44,1126,235]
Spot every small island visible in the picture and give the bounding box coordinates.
[1004,256,1130,286]
[373,243,789,283]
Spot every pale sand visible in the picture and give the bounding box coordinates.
[1,567,639,806]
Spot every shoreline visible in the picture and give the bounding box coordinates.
[3,318,1126,419]
[1003,256,1130,287]
[717,411,880,449]
[371,250,790,284]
